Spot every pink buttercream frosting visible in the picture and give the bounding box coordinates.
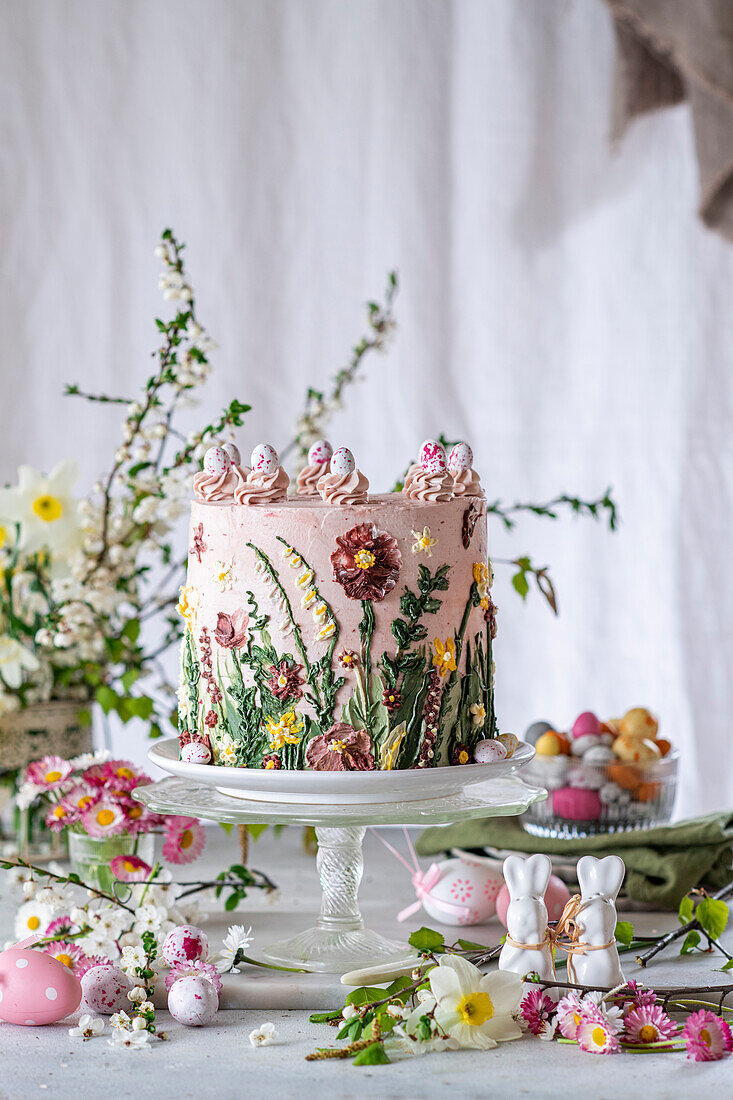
[193,465,246,503]
[451,468,483,498]
[296,462,328,497]
[403,466,454,502]
[235,466,290,504]
[317,469,369,505]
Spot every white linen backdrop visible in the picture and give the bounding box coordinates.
[0,0,731,817]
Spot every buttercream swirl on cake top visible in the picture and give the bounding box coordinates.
[234,443,290,504]
[403,439,454,502]
[297,439,333,497]
[193,446,246,503]
[448,442,483,497]
[317,447,369,505]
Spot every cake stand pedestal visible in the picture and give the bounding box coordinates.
[134,773,546,973]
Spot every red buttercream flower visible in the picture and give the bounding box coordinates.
[305,723,375,771]
[213,609,248,649]
[331,523,401,602]
[382,687,402,712]
[267,660,304,701]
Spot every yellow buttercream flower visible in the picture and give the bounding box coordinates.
[379,722,408,770]
[470,702,486,728]
[433,636,457,678]
[411,526,438,557]
[176,585,199,632]
[215,558,234,592]
[265,709,304,750]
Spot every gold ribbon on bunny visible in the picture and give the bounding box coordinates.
[504,894,616,983]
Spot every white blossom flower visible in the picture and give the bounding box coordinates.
[108,1029,151,1051]
[131,1016,148,1032]
[0,460,83,555]
[69,1014,105,1040]
[213,924,253,973]
[249,1022,278,1047]
[121,944,147,974]
[127,985,147,1004]
[0,636,40,690]
[413,956,523,1051]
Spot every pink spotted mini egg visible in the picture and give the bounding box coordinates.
[330,447,355,476]
[250,443,279,474]
[448,442,473,474]
[0,944,82,1025]
[181,742,212,765]
[419,439,447,473]
[167,975,219,1027]
[162,925,209,968]
[222,442,241,466]
[203,446,230,476]
[80,964,132,1015]
[308,439,333,466]
[421,858,503,926]
[473,739,507,764]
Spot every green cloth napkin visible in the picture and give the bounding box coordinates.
[416,813,733,910]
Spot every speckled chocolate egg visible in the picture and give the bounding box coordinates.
[496,733,518,758]
[0,945,82,1025]
[532,753,569,790]
[619,707,659,741]
[162,925,209,968]
[330,447,355,475]
[571,711,601,740]
[167,974,219,1027]
[222,442,241,466]
[419,439,447,473]
[567,764,605,790]
[308,439,333,466]
[447,442,473,474]
[250,443,279,474]
[571,733,602,756]
[80,964,133,1015]
[203,446,230,476]
[181,742,212,765]
[612,736,661,764]
[524,720,554,746]
[473,738,507,763]
[582,744,615,765]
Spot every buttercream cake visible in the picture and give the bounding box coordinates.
[177,438,499,771]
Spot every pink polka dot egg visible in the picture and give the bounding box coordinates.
[421,858,503,926]
[168,974,219,1027]
[419,439,447,473]
[308,439,333,466]
[162,925,209,968]
[448,442,473,474]
[250,443,279,475]
[0,942,82,1025]
[181,742,212,765]
[222,442,241,466]
[330,447,355,476]
[203,446,230,477]
[81,964,132,1015]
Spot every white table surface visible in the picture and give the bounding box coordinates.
[1,825,731,1099]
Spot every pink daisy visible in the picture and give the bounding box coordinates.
[110,854,153,882]
[165,959,222,994]
[46,915,75,938]
[43,941,96,977]
[682,1010,733,1062]
[45,800,73,832]
[623,1003,678,1045]
[162,817,206,865]
[26,755,73,790]
[519,989,556,1036]
[80,798,127,837]
[577,1013,621,1055]
[556,992,586,1040]
[62,782,98,815]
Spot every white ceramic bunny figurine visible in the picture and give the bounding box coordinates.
[498,854,555,983]
[571,855,625,988]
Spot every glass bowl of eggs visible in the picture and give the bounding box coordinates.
[520,708,678,838]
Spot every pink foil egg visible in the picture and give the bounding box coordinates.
[447,442,473,474]
[308,439,333,466]
[181,742,212,765]
[497,874,571,928]
[167,974,219,1026]
[80,964,132,1015]
[0,944,82,1025]
[421,858,503,926]
[330,447,355,476]
[250,443,279,474]
[202,446,230,477]
[552,786,602,821]
[222,442,241,466]
[419,439,447,473]
[571,711,601,740]
[162,925,209,968]
[473,739,507,763]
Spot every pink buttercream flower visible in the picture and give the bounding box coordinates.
[623,1003,678,1045]
[163,817,206,865]
[165,958,222,994]
[25,755,73,789]
[110,854,153,882]
[213,609,248,649]
[518,989,556,1037]
[266,660,304,702]
[305,723,375,772]
[80,798,127,837]
[204,710,218,728]
[682,1009,733,1062]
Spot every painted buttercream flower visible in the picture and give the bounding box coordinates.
[682,1009,733,1061]
[315,619,336,640]
[452,742,472,766]
[190,522,207,562]
[218,736,238,766]
[331,523,401,602]
[204,710,218,728]
[0,636,40,690]
[0,460,82,554]
[176,585,199,632]
[379,722,408,770]
[382,687,401,712]
[215,558,234,592]
[213,609,248,649]
[25,754,73,789]
[162,816,206,864]
[470,702,486,728]
[261,754,282,770]
[265,709,304,750]
[337,650,358,669]
[426,955,522,1050]
[518,989,556,1037]
[305,722,375,771]
[81,799,126,837]
[473,560,492,596]
[267,660,304,701]
[249,1022,278,1047]
[623,1003,678,1045]
[110,855,153,883]
[432,637,457,677]
[165,958,222,994]
[411,526,438,557]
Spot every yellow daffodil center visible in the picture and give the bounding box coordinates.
[32,495,63,522]
[45,770,63,783]
[354,549,376,570]
[96,808,115,826]
[700,1028,712,1047]
[457,992,494,1026]
[180,829,194,849]
[56,953,73,969]
[26,916,40,930]
[591,1026,607,1047]
[639,1025,658,1043]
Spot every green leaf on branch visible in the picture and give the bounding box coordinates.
[615,921,634,948]
[696,898,729,940]
[408,927,445,953]
[680,930,701,955]
[678,895,694,924]
[511,570,529,599]
[309,1009,343,1024]
[353,1042,390,1065]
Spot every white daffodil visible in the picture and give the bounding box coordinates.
[0,460,82,555]
[426,955,522,1051]
[249,1022,278,1047]
[213,924,253,973]
[0,636,40,690]
[69,1014,105,1040]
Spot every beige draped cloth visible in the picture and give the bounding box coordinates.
[604,0,733,239]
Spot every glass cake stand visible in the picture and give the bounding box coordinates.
[134,772,546,973]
